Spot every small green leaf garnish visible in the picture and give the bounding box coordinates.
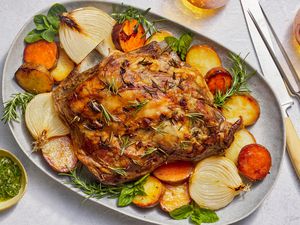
[111,6,162,36]
[1,92,35,123]
[126,99,149,113]
[151,121,168,134]
[108,166,127,176]
[165,33,193,60]
[186,112,204,125]
[60,168,149,207]
[25,3,66,43]
[169,204,219,225]
[105,78,119,95]
[118,135,135,155]
[214,53,255,107]
[142,147,168,157]
[99,104,119,125]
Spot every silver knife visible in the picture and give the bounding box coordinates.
[240,0,300,178]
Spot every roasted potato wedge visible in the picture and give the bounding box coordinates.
[186,45,222,76]
[112,19,146,52]
[153,161,194,184]
[238,144,272,181]
[15,62,54,94]
[205,67,232,94]
[146,30,173,44]
[160,183,191,212]
[222,94,260,126]
[24,40,58,70]
[42,136,77,173]
[225,128,256,164]
[132,176,165,208]
[50,48,75,82]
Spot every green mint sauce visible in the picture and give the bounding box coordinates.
[0,156,22,201]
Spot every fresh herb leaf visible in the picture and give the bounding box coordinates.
[34,15,48,30]
[111,6,162,36]
[108,166,127,176]
[126,99,149,113]
[170,204,219,225]
[118,135,135,155]
[25,3,66,43]
[186,112,204,125]
[142,147,168,157]
[169,204,194,220]
[99,103,119,125]
[214,53,255,107]
[24,30,43,43]
[61,168,149,207]
[165,33,193,60]
[105,78,119,95]
[151,121,168,134]
[1,92,35,123]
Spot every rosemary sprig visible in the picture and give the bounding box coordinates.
[126,99,149,113]
[186,113,204,125]
[118,135,135,155]
[60,168,149,207]
[1,92,35,123]
[111,6,161,36]
[99,103,119,125]
[142,147,168,157]
[108,166,127,176]
[151,121,168,134]
[105,78,119,95]
[214,53,255,107]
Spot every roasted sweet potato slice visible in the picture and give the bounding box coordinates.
[205,67,232,94]
[186,45,222,76]
[24,40,58,69]
[153,161,194,184]
[146,30,173,44]
[50,48,75,82]
[221,94,260,126]
[160,183,191,212]
[112,19,146,52]
[225,129,256,164]
[15,62,54,94]
[238,144,272,181]
[41,136,77,173]
[132,176,165,208]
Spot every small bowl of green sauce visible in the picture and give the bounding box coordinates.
[0,149,28,211]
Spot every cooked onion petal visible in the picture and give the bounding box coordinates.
[189,156,248,210]
[293,9,300,45]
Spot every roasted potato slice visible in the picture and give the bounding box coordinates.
[15,62,54,94]
[146,30,173,44]
[222,94,260,126]
[50,48,75,82]
[238,144,272,181]
[225,128,256,164]
[153,161,194,184]
[42,136,77,173]
[160,183,191,212]
[24,40,58,70]
[132,176,165,208]
[186,45,222,76]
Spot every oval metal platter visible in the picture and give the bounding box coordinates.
[1,1,285,224]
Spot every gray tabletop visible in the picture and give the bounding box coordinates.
[0,0,300,225]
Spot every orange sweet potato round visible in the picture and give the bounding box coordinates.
[205,67,232,94]
[237,144,272,181]
[24,40,58,69]
[112,19,146,52]
[153,161,194,184]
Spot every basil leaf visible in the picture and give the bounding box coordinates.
[178,33,193,60]
[24,30,42,43]
[118,187,135,207]
[190,213,202,225]
[34,15,48,30]
[194,208,219,223]
[48,3,67,18]
[165,36,179,52]
[169,205,194,220]
[47,16,59,29]
[41,27,57,42]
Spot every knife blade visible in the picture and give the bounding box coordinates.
[240,0,300,178]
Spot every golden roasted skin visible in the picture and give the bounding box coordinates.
[53,42,241,185]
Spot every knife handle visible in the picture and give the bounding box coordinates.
[285,117,300,178]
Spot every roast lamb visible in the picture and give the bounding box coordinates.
[53,42,241,185]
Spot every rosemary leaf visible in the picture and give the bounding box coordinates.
[1,92,35,123]
[126,99,149,113]
[118,135,135,155]
[214,53,255,107]
[108,166,127,176]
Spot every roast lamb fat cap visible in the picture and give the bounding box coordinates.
[52,42,241,185]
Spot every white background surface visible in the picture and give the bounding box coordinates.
[0,0,300,225]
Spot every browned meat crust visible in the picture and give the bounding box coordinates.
[53,42,241,185]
